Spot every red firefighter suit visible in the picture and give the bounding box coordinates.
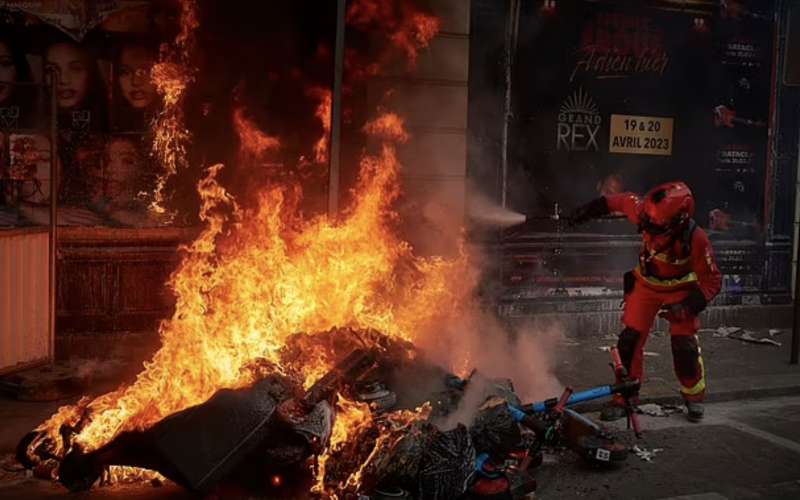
[605,191,721,402]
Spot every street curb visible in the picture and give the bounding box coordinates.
[505,305,792,337]
[572,381,800,413]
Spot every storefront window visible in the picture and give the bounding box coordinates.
[0,7,178,230]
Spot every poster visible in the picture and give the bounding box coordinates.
[0,2,162,227]
[508,0,774,241]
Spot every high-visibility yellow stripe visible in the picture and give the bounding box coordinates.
[681,356,706,396]
[634,266,698,288]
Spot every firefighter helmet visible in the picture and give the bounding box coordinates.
[640,182,695,235]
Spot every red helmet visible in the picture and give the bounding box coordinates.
[640,181,695,235]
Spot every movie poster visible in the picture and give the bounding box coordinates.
[509,0,774,241]
[0,2,163,228]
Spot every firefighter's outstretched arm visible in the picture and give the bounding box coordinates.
[569,193,642,226]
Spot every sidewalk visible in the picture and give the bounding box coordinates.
[550,324,800,409]
[534,395,800,500]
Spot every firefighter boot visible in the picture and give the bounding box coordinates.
[671,335,706,423]
[685,400,704,422]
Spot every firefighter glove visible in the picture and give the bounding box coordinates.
[567,197,609,226]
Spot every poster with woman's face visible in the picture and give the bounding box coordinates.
[44,41,109,131]
[57,132,104,206]
[100,135,159,227]
[112,43,157,131]
[102,136,143,205]
[46,42,90,110]
[118,45,156,110]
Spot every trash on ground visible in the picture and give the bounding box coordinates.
[729,329,782,347]
[631,445,663,462]
[710,327,782,346]
[636,403,682,417]
[713,326,742,338]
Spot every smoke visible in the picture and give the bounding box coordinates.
[414,310,565,429]
[417,307,564,397]
[436,375,494,431]
[466,187,526,228]
[389,137,563,423]
[405,239,565,427]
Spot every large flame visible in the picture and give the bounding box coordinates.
[312,395,372,495]
[313,396,432,497]
[149,0,199,216]
[233,107,282,167]
[347,0,441,70]
[34,114,470,464]
[308,87,332,164]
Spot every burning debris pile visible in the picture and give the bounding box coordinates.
[16,328,466,497]
[17,106,475,492]
[18,327,637,498]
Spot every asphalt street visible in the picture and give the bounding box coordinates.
[535,395,800,500]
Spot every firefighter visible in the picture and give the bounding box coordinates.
[569,182,721,422]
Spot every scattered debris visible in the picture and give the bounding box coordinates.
[713,326,741,338]
[643,351,660,357]
[631,445,663,462]
[597,346,611,352]
[636,404,667,417]
[729,330,782,347]
[636,403,683,418]
[710,327,782,346]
